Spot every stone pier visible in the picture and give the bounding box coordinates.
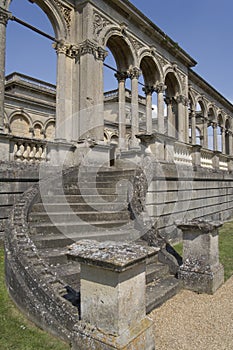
[177,220,224,294]
[67,240,155,350]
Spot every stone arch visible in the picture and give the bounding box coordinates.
[105,32,135,71]
[9,111,32,138]
[139,55,162,86]
[33,121,44,140]
[164,70,182,97]
[7,0,69,39]
[45,119,55,140]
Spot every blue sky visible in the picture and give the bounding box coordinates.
[6,0,233,102]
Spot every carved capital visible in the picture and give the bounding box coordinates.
[96,46,108,61]
[128,67,141,80]
[143,85,154,96]
[115,71,128,83]
[164,96,172,106]
[155,82,167,94]
[176,94,189,106]
[0,7,11,25]
[53,41,79,58]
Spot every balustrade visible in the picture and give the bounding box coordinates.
[200,149,214,169]
[174,142,193,166]
[12,139,47,163]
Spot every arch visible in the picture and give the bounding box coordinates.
[105,33,135,71]
[164,68,182,96]
[139,55,161,86]
[10,113,31,138]
[7,0,69,39]
[33,122,43,140]
[45,120,55,140]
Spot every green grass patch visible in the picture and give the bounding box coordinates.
[173,220,233,281]
[0,241,70,350]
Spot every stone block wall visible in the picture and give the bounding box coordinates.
[146,162,233,241]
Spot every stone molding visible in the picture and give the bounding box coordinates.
[52,0,72,33]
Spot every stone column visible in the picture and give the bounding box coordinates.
[68,240,155,350]
[0,7,11,132]
[191,111,196,144]
[115,71,128,150]
[177,219,224,294]
[128,67,141,148]
[203,116,208,149]
[213,122,218,151]
[53,41,74,142]
[221,127,226,154]
[176,95,186,142]
[165,97,174,137]
[143,85,154,134]
[155,83,166,134]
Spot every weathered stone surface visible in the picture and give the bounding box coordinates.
[177,219,224,294]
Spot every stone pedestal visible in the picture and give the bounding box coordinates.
[68,240,155,350]
[47,140,76,166]
[177,220,224,294]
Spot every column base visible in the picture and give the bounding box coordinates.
[178,263,224,294]
[72,317,155,350]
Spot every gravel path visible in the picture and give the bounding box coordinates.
[150,276,233,350]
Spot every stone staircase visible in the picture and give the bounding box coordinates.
[28,166,180,313]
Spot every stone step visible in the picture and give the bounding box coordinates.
[31,202,128,213]
[29,210,130,224]
[32,229,142,248]
[49,262,80,291]
[52,187,126,196]
[146,276,181,313]
[41,194,126,204]
[37,247,69,265]
[64,181,129,189]
[30,220,133,236]
[146,262,170,284]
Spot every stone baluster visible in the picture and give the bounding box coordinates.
[128,67,141,148]
[155,83,166,134]
[0,8,11,132]
[115,71,128,150]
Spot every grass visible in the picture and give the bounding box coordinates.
[173,220,233,281]
[0,241,70,350]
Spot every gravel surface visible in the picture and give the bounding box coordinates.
[150,276,233,350]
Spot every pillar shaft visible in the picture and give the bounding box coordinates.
[191,111,196,144]
[0,8,10,132]
[203,116,208,149]
[129,67,140,147]
[213,123,218,151]
[143,86,154,134]
[221,127,225,154]
[115,72,127,150]
[156,83,166,134]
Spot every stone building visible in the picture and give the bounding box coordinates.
[0,1,232,349]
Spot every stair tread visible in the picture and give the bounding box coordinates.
[146,276,180,312]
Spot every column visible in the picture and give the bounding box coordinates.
[213,122,218,151]
[191,110,196,144]
[115,71,128,150]
[221,127,225,154]
[53,41,72,141]
[176,95,187,142]
[143,85,154,134]
[165,97,174,137]
[128,67,141,148]
[155,83,166,134]
[203,115,208,149]
[0,8,11,132]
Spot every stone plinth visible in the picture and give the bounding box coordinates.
[68,240,155,350]
[177,220,224,294]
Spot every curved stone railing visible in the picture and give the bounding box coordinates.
[4,169,80,344]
